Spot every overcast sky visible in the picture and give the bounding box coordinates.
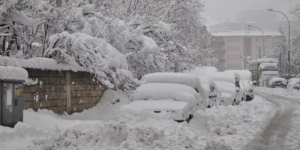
[204,0,300,20]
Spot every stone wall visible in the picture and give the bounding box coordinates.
[24,69,106,114]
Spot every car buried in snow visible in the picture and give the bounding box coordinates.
[142,72,216,109]
[209,72,243,106]
[268,77,287,88]
[121,83,202,122]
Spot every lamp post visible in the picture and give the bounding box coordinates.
[248,25,265,59]
[268,8,291,78]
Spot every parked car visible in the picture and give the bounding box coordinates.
[121,100,193,122]
[123,83,202,122]
[286,78,300,91]
[198,76,222,108]
[142,73,209,110]
[225,70,254,101]
[268,78,287,88]
[209,72,242,105]
[214,81,237,106]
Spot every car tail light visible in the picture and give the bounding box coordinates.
[250,89,253,93]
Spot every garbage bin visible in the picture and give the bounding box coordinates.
[0,66,28,127]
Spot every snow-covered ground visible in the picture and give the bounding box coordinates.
[254,87,300,98]
[0,90,273,150]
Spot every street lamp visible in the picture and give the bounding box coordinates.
[248,25,265,58]
[268,8,291,78]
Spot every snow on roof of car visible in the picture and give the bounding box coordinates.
[0,66,28,81]
[224,70,251,80]
[211,31,281,37]
[214,81,236,96]
[206,72,236,84]
[259,63,278,70]
[132,83,200,104]
[121,100,189,115]
[248,58,278,64]
[142,72,201,89]
[0,56,85,71]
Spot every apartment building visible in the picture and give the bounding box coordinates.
[211,31,281,71]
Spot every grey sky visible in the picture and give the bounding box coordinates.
[204,0,299,20]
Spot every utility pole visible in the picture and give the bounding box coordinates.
[268,8,291,78]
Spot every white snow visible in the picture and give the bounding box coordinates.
[0,90,273,150]
[0,66,28,81]
[259,63,278,70]
[287,78,300,92]
[131,83,201,106]
[141,35,160,53]
[0,56,85,71]
[142,72,203,92]
[209,72,236,84]
[121,100,190,118]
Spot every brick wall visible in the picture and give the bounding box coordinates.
[24,69,106,114]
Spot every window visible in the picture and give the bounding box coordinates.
[256,38,258,42]
[89,0,93,4]
[234,46,236,51]
[237,46,239,50]
[233,55,236,59]
[227,46,230,51]
[56,0,62,7]
[227,55,230,59]
[231,46,233,51]
[228,64,230,68]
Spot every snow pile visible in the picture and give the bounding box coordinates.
[214,81,236,96]
[259,63,278,70]
[255,87,300,98]
[285,104,300,150]
[131,83,200,105]
[0,66,28,81]
[0,56,85,71]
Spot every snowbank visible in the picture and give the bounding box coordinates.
[0,66,28,81]
[214,81,236,98]
[0,56,85,71]
[255,86,300,98]
[131,83,201,105]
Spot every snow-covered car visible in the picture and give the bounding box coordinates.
[286,78,300,91]
[121,100,193,122]
[198,76,222,108]
[131,83,200,109]
[214,81,237,106]
[209,72,242,105]
[127,83,202,122]
[142,73,207,110]
[268,78,287,88]
[225,70,254,101]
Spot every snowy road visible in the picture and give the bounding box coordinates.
[245,91,300,150]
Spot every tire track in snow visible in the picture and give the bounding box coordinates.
[244,91,298,150]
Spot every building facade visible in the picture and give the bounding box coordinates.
[211,31,281,71]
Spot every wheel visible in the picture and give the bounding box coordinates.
[207,105,211,108]
[186,114,193,123]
